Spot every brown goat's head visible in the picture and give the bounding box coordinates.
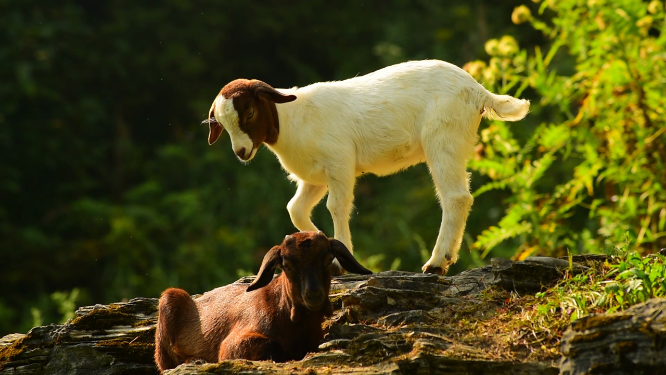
[246,231,371,312]
[203,79,296,162]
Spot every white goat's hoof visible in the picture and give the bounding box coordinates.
[331,259,345,276]
[422,263,449,275]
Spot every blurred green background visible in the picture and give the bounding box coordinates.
[1,0,664,336]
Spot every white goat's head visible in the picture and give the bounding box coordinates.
[203,79,296,162]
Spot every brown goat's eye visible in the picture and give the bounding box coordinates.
[247,111,255,120]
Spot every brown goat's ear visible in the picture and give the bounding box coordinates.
[329,239,373,275]
[254,83,297,104]
[247,245,282,292]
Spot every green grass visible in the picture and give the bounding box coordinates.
[535,250,666,323]
[447,248,666,363]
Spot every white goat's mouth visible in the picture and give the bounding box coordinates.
[236,146,256,162]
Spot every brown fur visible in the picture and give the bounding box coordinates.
[207,79,296,146]
[154,231,371,372]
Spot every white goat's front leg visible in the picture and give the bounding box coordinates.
[287,179,328,232]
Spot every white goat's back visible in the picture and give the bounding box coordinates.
[274,60,515,178]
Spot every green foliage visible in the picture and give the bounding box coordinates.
[533,245,666,324]
[28,288,80,328]
[599,251,666,311]
[51,288,80,323]
[467,0,666,258]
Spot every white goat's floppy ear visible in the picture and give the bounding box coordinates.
[208,121,223,145]
[204,102,224,145]
[247,245,282,292]
[253,82,297,104]
[329,239,372,275]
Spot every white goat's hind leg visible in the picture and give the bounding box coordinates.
[422,137,476,275]
[423,167,474,274]
[326,177,355,252]
[287,180,328,232]
[325,172,356,274]
[423,189,473,274]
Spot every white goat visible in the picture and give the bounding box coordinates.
[205,60,529,274]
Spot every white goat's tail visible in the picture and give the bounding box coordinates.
[482,92,530,121]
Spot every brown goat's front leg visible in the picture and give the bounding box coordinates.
[219,332,285,362]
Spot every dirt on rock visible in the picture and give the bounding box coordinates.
[1,256,663,375]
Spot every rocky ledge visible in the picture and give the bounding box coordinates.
[1,256,664,375]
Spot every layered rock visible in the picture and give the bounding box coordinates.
[560,298,666,375]
[0,256,662,375]
[0,298,158,375]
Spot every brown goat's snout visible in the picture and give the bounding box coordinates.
[303,283,325,310]
[305,288,323,301]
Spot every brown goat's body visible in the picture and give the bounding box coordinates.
[155,275,326,371]
[154,231,372,372]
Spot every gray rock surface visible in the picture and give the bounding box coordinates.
[0,256,659,374]
[492,256,589,292]
[559,297,666,375]
[0,298,158,375]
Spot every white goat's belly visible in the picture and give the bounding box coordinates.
[272,143,425,184]
[277,156,328,185]
[356,147,425,176]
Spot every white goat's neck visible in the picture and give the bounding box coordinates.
[269,88,300,152]
[263,87,324,182]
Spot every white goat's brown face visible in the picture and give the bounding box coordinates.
[204,79,296,162]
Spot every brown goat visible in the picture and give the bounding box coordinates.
[154,231,372,372]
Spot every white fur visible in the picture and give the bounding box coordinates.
[219,60,529,272]
[214,96,257,160]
